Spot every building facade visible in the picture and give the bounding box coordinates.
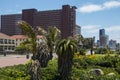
[0,32,44,53]
[99,29,105,36]
[0,33,15,52]
[1,14,22,36]
[76,25,81,35]
[11,35,28,47]
[116,43,120,51]
[99,29,109,48]
[1,5,77,38]
[11,35,43,47]
[109,39,117,51]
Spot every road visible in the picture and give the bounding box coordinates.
[0,53,58,68]
[0,55,30,68]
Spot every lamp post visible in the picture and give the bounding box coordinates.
[90,37,94,55]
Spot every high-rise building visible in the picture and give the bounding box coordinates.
[1,14,22,36]
[1,5,77,38]
[97,40,100,47]
[99,29,105,36]
[116,43,120,51]
[109,39,117,51]
[76,25,81,35]
[99,29,109,47]
[0,16,1,30]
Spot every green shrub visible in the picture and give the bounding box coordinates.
[41,59,58,80]
[115,68,120,74]
[0,64,30,80]
[96,61,112,67]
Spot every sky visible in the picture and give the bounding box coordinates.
[0,0,120,43]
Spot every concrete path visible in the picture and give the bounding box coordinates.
[0,55,30,68]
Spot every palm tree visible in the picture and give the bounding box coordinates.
[38,26,61,60]
[83,38,94,55]
[56,38,77,80]
[18,21,37,59]
[36,42,49,67]
[74,35,85,55]
[90,38,94,55]
[74,34,84,42]
[18,21,41,80]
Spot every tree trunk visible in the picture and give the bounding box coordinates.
[58,52,73,80]
[36,50,50,67]
[28,60,41,80]
[49,51,53,60]
[91,49,93,55]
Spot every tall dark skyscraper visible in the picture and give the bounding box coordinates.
[99,29,109,47]
[1,5,77,38]
[99,29,105,36]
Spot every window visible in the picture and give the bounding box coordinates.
[8,39,11,44]
[0,39,3,44]
[4,39,7,44]
[12,40,14,44]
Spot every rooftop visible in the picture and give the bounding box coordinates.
[0,33,13,39]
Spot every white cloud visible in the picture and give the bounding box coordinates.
[105,25,120,42]
[82,25,100,33]
[78,4,102,13]
[82,25,100,40]
[77,1,120,13]
[104,1,120,8]
[105,26,120,32]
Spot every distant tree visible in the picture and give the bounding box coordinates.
[106,46,111,56]
[15,40,31,54]
[95,48,107,54]
[83,38,94,55]
[74,34,84,43]
[74,35,85,55]
[90,38,94,55]
[15,44,26,54]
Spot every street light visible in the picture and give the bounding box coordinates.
[79,41,83,46]
[78,41,83,55]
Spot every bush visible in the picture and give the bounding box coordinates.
[0,64,30,80]
[96,61,112,67]
[94,55,120,68]
[41,59,58,80]
[95,48,107,54]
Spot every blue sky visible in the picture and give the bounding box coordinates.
[0,0,120,43]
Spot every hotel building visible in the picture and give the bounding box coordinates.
[1,5,77,38]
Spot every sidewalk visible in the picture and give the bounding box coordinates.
[0,55,30,68]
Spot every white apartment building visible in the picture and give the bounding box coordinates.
[0,33,43,53]
[11,35,43,47]
[0,33,15,52]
